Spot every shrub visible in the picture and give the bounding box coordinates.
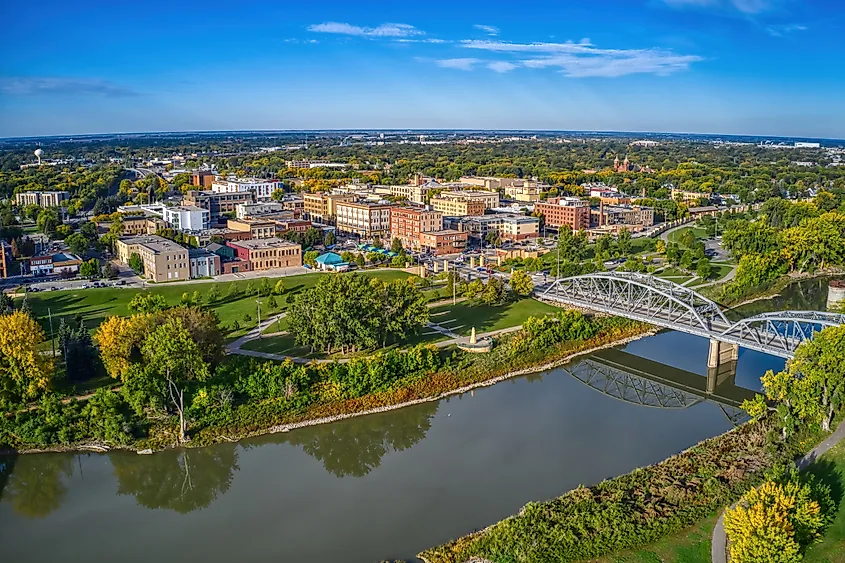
[725,470,832,563]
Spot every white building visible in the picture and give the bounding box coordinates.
[236,201,287,219]
[162,205,210,232]
[210,178,283,201]
[188,248,222,278]
[795,142,821,148]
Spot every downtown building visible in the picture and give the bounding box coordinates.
[389,206,443,251]
[210,178,283,201]
[534,197,591,231]
[335,201,392,238]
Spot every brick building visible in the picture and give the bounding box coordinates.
[390,206,443,251]
[226,239,302,271]
[534,197,591,230]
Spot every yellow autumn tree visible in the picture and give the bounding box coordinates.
[725,479,826,563]
[0,311,55,403]
[95,314,153,380]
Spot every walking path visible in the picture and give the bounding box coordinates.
[710,422,845,563]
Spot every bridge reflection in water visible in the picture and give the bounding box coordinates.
[563,348,756,426]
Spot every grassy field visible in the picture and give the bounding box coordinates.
[667,226,710,245]
[427,297,560,336]
[24,270,417,339]
[804,438,845,563]
[592,514,715,563]
[243,297,558,359]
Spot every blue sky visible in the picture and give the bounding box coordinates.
[1,0,843,138]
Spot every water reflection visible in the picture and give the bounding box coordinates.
[112,444,239,513]
[274,401,439,478]
[0,453,73,518]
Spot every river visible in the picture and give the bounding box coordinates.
[0,277,837,563]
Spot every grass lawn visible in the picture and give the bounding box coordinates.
[24,270,417,340]
[804,438,845,563]
[428,297,559,336]
[592,514,715,563]
[667,226,710,245]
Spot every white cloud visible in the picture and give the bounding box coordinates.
[488,61,517,73]
[765,23,807,36]
[461,40,702,77]
[436,58,481,70]
[660,0,779,14]
[474,24,499,36]
[307,22,424,37]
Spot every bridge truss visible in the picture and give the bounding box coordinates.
[541,272,845,358]
[562,358,749,425]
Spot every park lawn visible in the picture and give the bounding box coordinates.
[24,270,417,339]
[591,514,715,563]
[428,297,559,337]
[804,438,845,563]
[667,226,710,245]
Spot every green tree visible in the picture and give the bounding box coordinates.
[485,230,502,248]
[259,277,272,297]
[303,250,320,267]
[324,230,336,247]
[128,293,169,314]
[207,284,220,303]
[79,258,102,279]
[128,252,144,275]
[140,317,211,443]
[273,279,285,295]
[481,277,508,305]
[65,232,90,257]
[510,269,534,296]
[680,250,695,270]
[36,208,60,236]
[390,237,404,254]
[616,228,632,256]
[696,257,713,280]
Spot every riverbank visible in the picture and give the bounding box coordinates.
[4,322,655,456]
[417,416,824,563]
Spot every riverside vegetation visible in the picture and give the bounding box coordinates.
[419,324,845,563]
[0,271,646,452]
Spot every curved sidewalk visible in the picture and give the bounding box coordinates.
[711,421,845,563]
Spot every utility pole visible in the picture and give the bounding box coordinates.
[48,308,56,358]
[256,290,262,340]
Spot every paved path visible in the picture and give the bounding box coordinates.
[225,312,287,354]
[711,422,845,563]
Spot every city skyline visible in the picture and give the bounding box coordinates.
[1,0,843,138]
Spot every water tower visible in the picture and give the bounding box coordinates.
[34,148,43,165]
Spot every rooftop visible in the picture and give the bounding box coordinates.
[228,239,301,250]
[119,235,187,254]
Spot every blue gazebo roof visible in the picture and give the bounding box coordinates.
[315,252,345,265]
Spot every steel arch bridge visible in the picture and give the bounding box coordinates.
[540,272,845,359]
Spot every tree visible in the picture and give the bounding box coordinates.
[655,240,666,254]
[616,228,632,256]
[273,279,285,295]
[226,282,241,298]
[96,314,155,380]
[128,252,144,275]
[65,233,89,257]
[746,325,845,437]
[287,274,429,354]
[485,230,502,248]
[324,230,336,247]
[680,250,695,270]
[372,236,383,249]
[128,293,169,314]
[595,233,614,260]
[79,258,102,279]
[36,208,60,236]
[303,250,320,267]
[0,311,55,404]
[696,257,713,280]
[141,317,211,443]
[390,237,404,254]
[259,277,273,297]
[57,318,96,382]
[207,284,220,303]
[510,269,534,296]
[244,280,256,296]
[355,253,366,268]
[481,277,508,305]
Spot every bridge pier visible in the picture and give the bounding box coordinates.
[707,339,738,394]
